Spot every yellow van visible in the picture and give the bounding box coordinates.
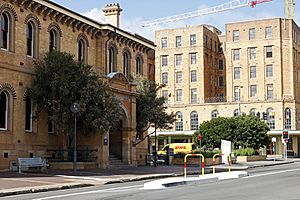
[157,143,196,155]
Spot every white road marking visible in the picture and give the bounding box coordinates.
[244,168,300,179]
[32,185,143,200]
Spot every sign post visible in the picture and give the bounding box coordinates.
[271,137,276,162]
[282,131,289,160]
[197,134,202,149]
[221,140,231,164]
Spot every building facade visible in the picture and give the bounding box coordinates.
[0,0,155,170]
[155,18,300,157]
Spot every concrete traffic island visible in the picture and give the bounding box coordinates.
[143,171,248,189]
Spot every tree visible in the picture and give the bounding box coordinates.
[28,51,123,136]
[135,76,176,141]
[194,115,270,149]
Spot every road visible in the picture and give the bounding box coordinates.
[2,162,300,200]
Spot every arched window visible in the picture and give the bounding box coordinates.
[249,108,256,116]
[49,29,58,51]
[136,56,143,75]
[25,96,32,132]
[233,109,239,117]
[26,21,35,57]
[78,39,86,63]
[0,91,8,130]
[123,51,130,77]
[109,46,117,73]
[267,108,275,130]
[211,110,218,119]
[175,112,183,131]
[1,12,9,50]
[190,111,198,130]
[285,108,292,130]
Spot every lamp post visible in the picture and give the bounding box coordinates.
[70,103,80,173]
[235,86,243,116]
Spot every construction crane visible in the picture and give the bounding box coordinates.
[141,0,273,27]
[286,0,295,19]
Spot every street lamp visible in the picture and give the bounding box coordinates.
[70,102,80,173]
[235,86,243,116]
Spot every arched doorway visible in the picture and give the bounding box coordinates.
[109,106,130,160]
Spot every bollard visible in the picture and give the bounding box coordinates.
[212,154,224,174]
[184,154,205,178]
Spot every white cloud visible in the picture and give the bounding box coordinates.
[82,8,106,23]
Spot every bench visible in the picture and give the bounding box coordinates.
[18,157,48,173]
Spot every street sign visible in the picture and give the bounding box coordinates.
[272,137,276,143]
[197,134,203,141]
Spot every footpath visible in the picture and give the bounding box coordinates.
[0,159,298,197]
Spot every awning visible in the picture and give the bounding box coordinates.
[267,130,300,136]
[150,130,195,137]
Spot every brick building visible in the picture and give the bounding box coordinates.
[155,18,300,157]
[0,0,155,170]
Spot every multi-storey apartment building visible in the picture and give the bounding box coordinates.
[0,0,155,170]
[155,18,300,157]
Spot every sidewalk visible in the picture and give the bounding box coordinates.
[0,159,298,197]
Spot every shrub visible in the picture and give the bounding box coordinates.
[233,148,259,156]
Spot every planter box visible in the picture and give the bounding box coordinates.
[172,157,222,166]
[236,155,266,163]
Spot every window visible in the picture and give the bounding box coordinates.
[190,111,198,130]
[250,66,256,79]
[218,59,223,70]
[161,55,168,67]
[176,36,181,47]
[234,67,241,80]
[266,64,273,77]
[233,30,239,41]
[191,88,197,104]
[123,51,131,77]
[218,76,224,87]
[265,26,272,38]
[25,96,32,132]
[48,111,54,134]
[49,29,59,51]
[176,71,183,84]
[233,49,240,61]
[190,34,196,46]
[211,110,218,119]
[249,28,256,40]
[0,91,8,130]
[266,46,273,58]
[78,39,87,63]
[176,89,182,101]
[162,72,168,85]
[108,46,117,73]
[161,37,167,48]
[1,12,9,50]
[191,70,197,82]
[285,108,292,130]
[250,85,257,97]
[136,57,142,75]
[267,108,275,130]
[175,112,183,131]
[267,84,274,99]
[249,47,256,60]
[175,54,182,66]
[26,21,34,57]
[162,90,168,102]
[190,53,197,65]
[249,108,256,116]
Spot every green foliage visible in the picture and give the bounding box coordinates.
[28,51,123,134]
[194,115,271,149]
[192,149,222,158]
[135,75,176,137]
[233,148,259,156]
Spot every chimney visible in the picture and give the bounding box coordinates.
[102,3,122,28]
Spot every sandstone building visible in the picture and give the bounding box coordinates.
[0,0,155,170]
[155,18,300,157]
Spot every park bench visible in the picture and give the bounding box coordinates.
[18,157,48,173]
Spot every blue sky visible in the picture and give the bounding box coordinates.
[52,0,299,40]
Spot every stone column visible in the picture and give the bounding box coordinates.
[98,132,109,169]
[122,129,131,164]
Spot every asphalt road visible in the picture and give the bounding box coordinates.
[2,162,300,200]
